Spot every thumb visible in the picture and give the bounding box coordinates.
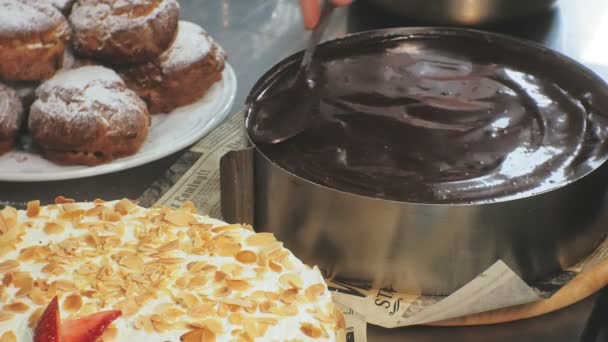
[299,0,321,29]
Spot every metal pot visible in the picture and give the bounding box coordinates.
[221,28,608,295]
[365,0,558,25]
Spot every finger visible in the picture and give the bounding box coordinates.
[332,0,353,6]
[299,0,320,29]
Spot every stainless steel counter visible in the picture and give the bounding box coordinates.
[1,0,608,340]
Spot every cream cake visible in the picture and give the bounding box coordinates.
[0,198,344,341]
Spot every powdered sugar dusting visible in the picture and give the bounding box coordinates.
[0,0,64,37]
[0,83,23,137]
[39,65,123,93]
[24,0,74,12]
[159,21,217,73]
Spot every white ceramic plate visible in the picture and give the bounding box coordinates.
[0,64,237,182]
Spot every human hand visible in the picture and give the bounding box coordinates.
[299,0,353,29]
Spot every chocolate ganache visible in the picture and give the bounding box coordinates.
[250,36,608,203]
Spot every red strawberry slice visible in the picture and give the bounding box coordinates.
[61,310,122,342]
[34,296,122,342]
[34,297,60,342]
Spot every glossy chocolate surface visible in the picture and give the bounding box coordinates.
[249,35,608,203]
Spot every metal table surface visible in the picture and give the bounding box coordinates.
[2,0,608,340]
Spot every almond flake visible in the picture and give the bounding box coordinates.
[26,200,40,217]
[28,308,44,328]
[226,280,250,292]
[301,322,323,338]
[268,260,282,273]
[157,239,180,253]
[63,294,83,312]
[44,222,65,235]
[180,328,216,342]
[85,205,104,217]
[245,233,276,247]
[279,273,303,289]
[0,331,16,342]
[0,260,18,273]
[101,324,118,341]
[4,302,28,313]
[55,196,75,204]
[165,209,196,226]
[187,261,208,273]
[211,224,241,233]
[280,288,298,304]
[101,207,121,222]
[0,310,14,321]
[181,201,198,213]
[115,199,136,215]
[305,283,326,301]
[235,250,257,264]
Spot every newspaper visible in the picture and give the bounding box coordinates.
[139,109,608,340]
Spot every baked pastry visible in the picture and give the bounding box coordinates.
[120,21,226,113]
[70,0,180,65]
[28,66,150,166]
[24,0,76,15]
[0,0,70,81]
[0,199,345,341]
[0,82,23,155]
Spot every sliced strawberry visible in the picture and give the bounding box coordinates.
[61,310,122,342]
[34,296,61,342]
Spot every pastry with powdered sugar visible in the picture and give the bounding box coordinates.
[120,21,226,113]
[0,0,71,81]
[69,0,180,65]
[28,66,150,165]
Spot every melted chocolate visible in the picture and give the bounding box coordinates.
[250,37,608,203]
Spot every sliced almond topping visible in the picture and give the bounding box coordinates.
[245,232,276,247]
[305,283,326,301]
[55,196,75,204]
[0,331,16,342]
[101,207,121,222]
[228,312,243,325]
[44,222,65,235]
[165,209,196,226]
[53,280,77,292]
[29,287,46,305]
[268,260,282,273]
[63,294,83,312]
[0,260,18,273]
[187,261,208,273]
[180,328,216,342]
[115,198,136,215]
[211,224,241,233]
[85,205,104,217]
[101,324,118,341]
[181,201,198,213]
[213,286,231,298]
[280,288,299,304]
[279,273,303,289]
[4,302,28,313]
[157,239,180,253]
[235,250,257,264]
[28,307,44,328]
[26,200,41,217]
[226,280,251,292]
[0,310,14,321]
[301,322,323,338]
